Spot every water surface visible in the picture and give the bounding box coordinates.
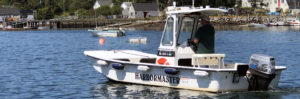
[1,25,300,98]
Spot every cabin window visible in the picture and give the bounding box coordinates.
[281,0,284,3]
[178,17,195,45]
[274,0,277,3]
[162,17,174,46]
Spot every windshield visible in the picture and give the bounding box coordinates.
[178,17,194,45]
[162,17,174,46]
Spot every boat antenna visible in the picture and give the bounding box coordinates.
[192,0,195,8]
[173,1,176,7]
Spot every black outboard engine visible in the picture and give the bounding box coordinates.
[248,54,276,91]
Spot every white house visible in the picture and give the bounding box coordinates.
[266,0,289,13]
[93,0,113,9]
[20,10,35,21]
[241,0,300,14]
[241,0,252,8]
[286,0,300,14]
[121,2,132,18]
[128,3,160,18]
[0,8,21,22]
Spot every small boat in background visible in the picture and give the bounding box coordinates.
[38,26,50,30]
[129,37,147,44]
[247,23,265,27]
[289,18,300,26]
[2,25,12,30]
[265,21,285,26]
[24,26,38,29]
[88,27,125,37]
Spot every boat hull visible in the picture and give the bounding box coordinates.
[85,50,285,92]
[92,64,247,92]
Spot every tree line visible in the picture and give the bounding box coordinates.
[0,0,237,19]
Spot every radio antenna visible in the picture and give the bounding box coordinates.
[192,0,195,8]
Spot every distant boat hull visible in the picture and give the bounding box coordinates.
[265,23,285,26]
[247,23,265,27]
[38,26,50,30]
[24,26,38,29]
[88,29,125,37]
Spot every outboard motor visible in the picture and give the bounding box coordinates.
[248,54,276,91]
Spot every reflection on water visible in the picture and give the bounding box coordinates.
[91,81,300,99]
[91,81,217,99]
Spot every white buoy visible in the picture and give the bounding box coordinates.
[129,37,147,44]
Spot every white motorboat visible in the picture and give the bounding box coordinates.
[247,23,265,27]
[84,4,286,92]
[289,18,300,26]
[88,27,125,37]
[265,21,285,26]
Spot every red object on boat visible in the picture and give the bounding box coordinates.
[157,58,167,65]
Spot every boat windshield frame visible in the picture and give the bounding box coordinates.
[177,16,198,46]
[161,16,176,46]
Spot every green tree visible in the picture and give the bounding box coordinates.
[111,5,122,15]
[76,9,89,17]
[112,0,126,5]
[96,5,112,16]
[37,7,54,19]
[69,0,94,14]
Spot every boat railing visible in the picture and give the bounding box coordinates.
[192,54,225,69]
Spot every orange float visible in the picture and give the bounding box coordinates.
[99,38,105,45]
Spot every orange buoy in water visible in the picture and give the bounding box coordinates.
[99,38,105,45]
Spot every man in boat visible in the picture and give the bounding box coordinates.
[193,16,215,53]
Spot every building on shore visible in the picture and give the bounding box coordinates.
[242,0,300,15]
[286,0,300,15]
[20,10,34,21]
[266,0,289,13]
[93,0,113,9]
[128,3,160,18]
[0,8,20,22]
[121,2,133,18]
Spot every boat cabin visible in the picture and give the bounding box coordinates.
[156,6,226,67]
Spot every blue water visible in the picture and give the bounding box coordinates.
[1,25,300,98]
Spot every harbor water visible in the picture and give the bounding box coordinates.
[1,25,300,98]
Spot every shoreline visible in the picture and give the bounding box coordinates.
[0,15,298,31]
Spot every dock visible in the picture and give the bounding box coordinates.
[2,19,138,29]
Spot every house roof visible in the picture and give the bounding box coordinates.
[0,8,20,16]
[132,3,159,11]
[121,2,132,9]
[20,10,33,17]
[97,0,113,6]
[287,0,300,9]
